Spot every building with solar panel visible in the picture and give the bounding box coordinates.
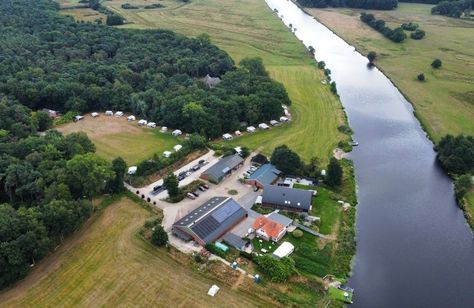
[172,197,248,245]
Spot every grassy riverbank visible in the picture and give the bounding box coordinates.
[98,0,348,161]
[308,3,474,141]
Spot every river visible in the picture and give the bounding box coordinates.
[264,0,474,306]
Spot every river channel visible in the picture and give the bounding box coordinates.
[264,0,474,306]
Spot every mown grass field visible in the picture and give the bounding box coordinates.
[308,3,474,141]
[57,115,178,164]
[0,196,269,307]
[102,0,347,161]
[58,0,106,23]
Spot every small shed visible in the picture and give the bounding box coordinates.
[91,112,99,118]
[163,151,172,158]
[138,119,147,126]
[127,115,136,121]
[105,110,113,116]
[223,133,233,141]
[160,126,168,133]
[128,166,137,175]
[272,242,294,259]
[173,144,183,152]
[222,233,248,251]
[258,123,269,130]
[172,129,182,137]
[115,111,124,117]
[215,242,229,252]
[247,126,256,133]
[280,116,289,122]
[270,120,279,126]
[147,122,156,128]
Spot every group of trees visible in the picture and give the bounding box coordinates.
[298,0,398,10]
[269,145,343,187]
[0,0,290,139]
[431,0,473,18]
[360,13,407,42]
[0,97,126,288]
[254,255,296,282]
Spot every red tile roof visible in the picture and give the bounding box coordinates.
[252,216,285,239]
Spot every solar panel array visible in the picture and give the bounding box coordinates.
[192,216,220,240]
[211,199,241,223]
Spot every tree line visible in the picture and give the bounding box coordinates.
[298,0,398,10]
[0,97,126,288]
[0,0,290,139]
[360,13,407,42]
[431,0,473,18]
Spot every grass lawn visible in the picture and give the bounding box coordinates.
[465,189,474,227]
[308,3,474,141]
[56,114,178,164]
[251,237,278,254]
[294,184,342,235]
[328,286,353,304]
[100,0,347,161]
[0,196,268,307]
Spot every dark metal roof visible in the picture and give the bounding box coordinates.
[202,154,243,181]
[251,153,268,165]
[262,185,312,211]
[267,212,293,226]
[222,233,247,250]
[173,197,247,244]
[248,164,281,186]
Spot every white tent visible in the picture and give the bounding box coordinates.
[138,119,147,126]
[272,242,294,259]
[172,129,182,137]
[163,151,172,158]
[91,112,99,118]
[147,122,156,128]
[247,126,256,133]
[160,126,168,132]
[105,110,113,116]
[222,133,233,141]
[128,166,137,175]
[258,123,269,130]
[207,285,220,297]
[127,115,136,121]
[173,144,183,152]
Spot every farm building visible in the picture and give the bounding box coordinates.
[222,133,233,141]
[105,110,113,116]
[172,197,247,245]
[245,163,281,189]
[267,212,293,228]
[222,232,248,251]
[262,185,312,212]
[258,123,269,130]
[115,111,124,117]
[173,144,183,152]
[147,122,156,128]
[252,216,286,242]
[127,115,136,121]
[251,153,268,166]
[247,126,256,133]
[272,242,294,259]
[91,112,99,118]
[138,119,147,126]
[200,154,244,184]
[203,74,221,88]
[172,129,182,137]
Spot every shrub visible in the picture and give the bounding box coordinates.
[401,22,419,31]
[317,61,326,69]
[367,51,377,63]
[417,73,426,81]
[431,59,442,69]
[194,254,204,263]
[410,29,426,40]
[205,243,226,258]
[292,229,304,238]
[254,255,296,282]
[151,225,168,246]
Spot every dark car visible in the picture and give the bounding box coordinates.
[153,185,162,191]
[177,175,185,181]
[191,191,199,197]
[198,186,206,191]
[192,165,201,171]
[199,159,205,165]
[202,184,209,189]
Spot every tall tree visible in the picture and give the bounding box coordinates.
[163,172,180,198]
[326,158,343,187]
[270,145,303,175]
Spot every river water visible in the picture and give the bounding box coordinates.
[265,0,474,306]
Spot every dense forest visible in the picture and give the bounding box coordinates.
[0,96,125,288]
[297,0,398,10]
[431,0,473,18]
[0,0,290,138]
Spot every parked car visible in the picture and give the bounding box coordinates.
[200,185,209,190]
[199,159,206,165]
[177,175,185,181]
[178,171,187,177]
[198,186,206,192]
[186,193,196,200]
[202,184,209,189]
[153,185,162,191]
[192,165,201,171]
[250,166,258,172]
[191,191,199,197]
[186,171,192,177]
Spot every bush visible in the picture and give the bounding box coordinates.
[205,243,226,258]
[121,3,139,9]
[410,29,426,40]
[431,59,442,69]
[151,225,168,246]
[417,73,426,81]
[401,22,419,31]
[367,51,377,63]
[194,254,204,263]
[106,14,124,26]
[317,61,326,69]
[292,229,304,238]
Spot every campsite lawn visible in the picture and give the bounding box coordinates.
[0,196,269,307]
[251,237,278,254]
[308,3,474,141]
[100,0,347,161]
[57,115,178,164]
